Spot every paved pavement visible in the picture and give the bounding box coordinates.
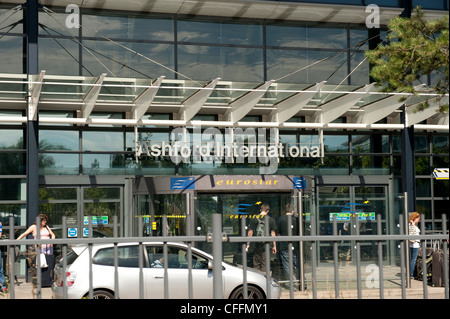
[1,277,446,299]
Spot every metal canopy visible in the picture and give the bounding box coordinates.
[0,72,448,131]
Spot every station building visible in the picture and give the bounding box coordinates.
[0,0,448,275]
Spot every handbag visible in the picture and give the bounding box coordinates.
[39,253,48,268]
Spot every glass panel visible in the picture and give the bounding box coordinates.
[352,135,389,153]
[434,200,450,231]
[350,52,370,85]
[178,45,264,82]
[392,135,401,153]
[324,135,349,153]
[84,187,120,200]
[39,187,77,200]
[266,49,307,84]
[39,9,77,36]
[82,14,174,41]
[178,20,262,45]
[0,8,23,33]
[306,27,347,49]
[350,29,369,50]
[432,135,449,154]
[196,193,292,259]
[0,204,26,228]
[84,202,120,236]
[318,186,350,239]
[266,24,306,47]
[416,200,432,229]
[0,153,25,175]
[433,155,449,170]
[0,129,23,149]
[308,50,348,85]
[40,130,79,151]
[0,179,24,200]
[82,154,126,175]
[39,202,77,226]
[414,135,429,153]
[415,156,430,175]
[39,38,80,76]
[353,155,390,175]
[83,131,124,151]
[0,36,23,74]
[416,178,431,197]
[39,153,79,175]
[412,0,446,9]
[82,40,175,79]
[434,179,449,198]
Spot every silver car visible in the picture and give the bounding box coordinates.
[52,242,281,299]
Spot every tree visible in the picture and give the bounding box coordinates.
[365,7,449,112]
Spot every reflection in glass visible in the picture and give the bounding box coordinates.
[178,45,263,82]
[82,14,174,41]
[83,131,124,151]
[0,130,23,149]
[0,204,25,226]
[323,135,349,153]
[178,20,262,45]
[39,154,79,175]
[0,179,24,200]
[84,187,120,200]
[39,38,79,75]
[40,130,79,151]
[0,153,25,175]
[0,36,22,74]
[82,40,175,78]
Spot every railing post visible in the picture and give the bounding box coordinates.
[420,214,428,299]
[212,213,223,299]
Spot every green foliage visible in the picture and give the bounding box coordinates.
[365,7,449,112]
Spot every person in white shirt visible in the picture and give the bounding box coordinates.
[408,212,421,279]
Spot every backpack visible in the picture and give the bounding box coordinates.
[255,219,266,237]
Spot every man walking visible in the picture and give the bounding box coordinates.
[246,203,277,274]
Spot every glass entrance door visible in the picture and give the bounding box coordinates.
[196,193,296,259]
[316,185,389,264]
[134,194,187,237]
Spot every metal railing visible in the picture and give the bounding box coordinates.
[0,214,448,299]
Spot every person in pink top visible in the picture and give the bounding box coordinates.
[17,214,56,255]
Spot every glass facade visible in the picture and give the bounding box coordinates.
[0,1,448,284]
[1,7,378,85]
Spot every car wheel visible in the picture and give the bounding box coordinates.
[230,285,265,299]
[91,290,114,299]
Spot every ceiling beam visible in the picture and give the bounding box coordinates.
[270,81,325,123]
[225,80,274,123]
[406,96,449,126]
[81,73,106,118]
[354,94,405,125]
[179,77,220,121]
[131,76,165,120]
[312,83,375,125]
[28,70,46,121]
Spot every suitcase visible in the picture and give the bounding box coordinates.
[41,254,55,287]
[416,248,433,282]
[431,250,449,287]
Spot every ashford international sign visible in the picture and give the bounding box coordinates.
[136,127,322,174]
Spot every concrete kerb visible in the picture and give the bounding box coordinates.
[1,279,445,299]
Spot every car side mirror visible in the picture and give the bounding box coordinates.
[208,260,213,270]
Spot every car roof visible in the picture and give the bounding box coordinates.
[73,241,213,259]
